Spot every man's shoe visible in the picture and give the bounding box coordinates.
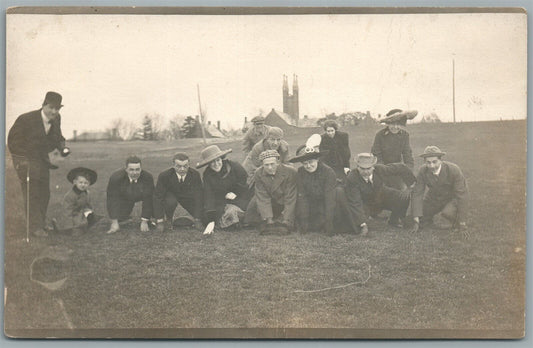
[33,228,48,237]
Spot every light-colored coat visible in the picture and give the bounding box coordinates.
[242,139,290,186]
[245,164,297,224]
[55,187,93,230]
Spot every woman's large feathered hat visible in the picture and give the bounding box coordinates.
[380,109,418,126]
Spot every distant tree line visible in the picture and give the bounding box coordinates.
[106,114,206,141]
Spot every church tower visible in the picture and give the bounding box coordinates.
[282,74,299,124]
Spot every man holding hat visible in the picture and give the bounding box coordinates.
[244,149,297,234]
[345,153,416,234]
[242,116,271,155]
[242,126,290,186]
[153,153,204,232]
[8,91,71,237]
[411,146,469,234]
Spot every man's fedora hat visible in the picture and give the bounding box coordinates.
[354,153,377,169]
[197,145,232,168]
[380,109,418,125]
[289,145,323,163]
[43,91,63,108]
[419,145,446,158]
[67,167,97,185]
[251,116,266,124]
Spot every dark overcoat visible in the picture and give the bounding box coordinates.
[371,128,414,169]
[295,162,337,234]
[203,160,250,220]
[319,131,351,178]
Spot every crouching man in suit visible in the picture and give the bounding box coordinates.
[344,153,416,235]
[244,149,297,235]
[411,146,469,236]
[154,153,204,232]
[106,155,155,234]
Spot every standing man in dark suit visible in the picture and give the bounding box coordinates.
[106,155,155,234]
[154,153,204,231]
[8,91,70,237]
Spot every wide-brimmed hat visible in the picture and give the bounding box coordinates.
[354,153,377,169]
[380,109,418,125]
[259,149,280,162]
[251,116,265,124]
[43,91,63,108]
[197,145,232,168]
[289,145,322,163]
[67,167,97,185]
[419,145,446,158]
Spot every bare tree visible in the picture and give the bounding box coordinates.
[167,115,184,139]
[109,118,138,141]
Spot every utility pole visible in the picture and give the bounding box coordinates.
[452,58,456,124]
[197,84,207,145]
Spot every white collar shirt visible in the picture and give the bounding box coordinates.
[176,173,187,183]
[433,165,442,176]
[41,109,52,134]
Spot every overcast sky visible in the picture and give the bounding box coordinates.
[6,12,527,137]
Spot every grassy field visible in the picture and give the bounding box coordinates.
[3,120,526,338]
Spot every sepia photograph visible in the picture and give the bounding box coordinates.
[3,7,527,339]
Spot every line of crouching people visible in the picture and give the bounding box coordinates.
[53,139,468,238]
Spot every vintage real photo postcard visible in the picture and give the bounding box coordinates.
[3,7,526,339]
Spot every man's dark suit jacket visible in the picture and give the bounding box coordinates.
[8,109,66,164]
[106,169,155,220]
[153,167,203,219]
[345,163,416,226]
